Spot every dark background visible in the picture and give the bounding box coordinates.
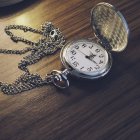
[0,0,140,140]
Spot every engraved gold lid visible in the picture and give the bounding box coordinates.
[91,2,129,52]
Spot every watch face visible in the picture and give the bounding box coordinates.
[61,39,111,79]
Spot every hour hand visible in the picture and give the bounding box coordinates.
[85,56,97,64]
[89,51,96,58]
[85,52,97,64]
[85,51,96,60]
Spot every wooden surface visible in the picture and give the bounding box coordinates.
[0,0,140,140]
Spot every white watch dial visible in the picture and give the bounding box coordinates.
[65,40,109,75]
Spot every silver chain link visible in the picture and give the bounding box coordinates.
[0,22,66,95]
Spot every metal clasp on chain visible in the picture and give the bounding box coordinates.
[45,69,70,89]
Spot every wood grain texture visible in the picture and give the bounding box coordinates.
[0,0,140,140]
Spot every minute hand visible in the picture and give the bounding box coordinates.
[76,49,89,57]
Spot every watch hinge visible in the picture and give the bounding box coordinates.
[94,33,112,52]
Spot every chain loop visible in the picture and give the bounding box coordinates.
[0,22,66,94]
[50,70,69,89]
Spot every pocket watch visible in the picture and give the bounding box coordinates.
[54,2,129,88]
[0,2,129,94]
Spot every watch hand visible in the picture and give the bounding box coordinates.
[85,55,98,65]
[92,60,98,65]
[76,49,98,65]
[76,49,89,57]
[88,51,98,64]
[89,51,96,58]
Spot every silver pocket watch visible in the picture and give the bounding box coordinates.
[0,2,129,94]
[52,2,129,88]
